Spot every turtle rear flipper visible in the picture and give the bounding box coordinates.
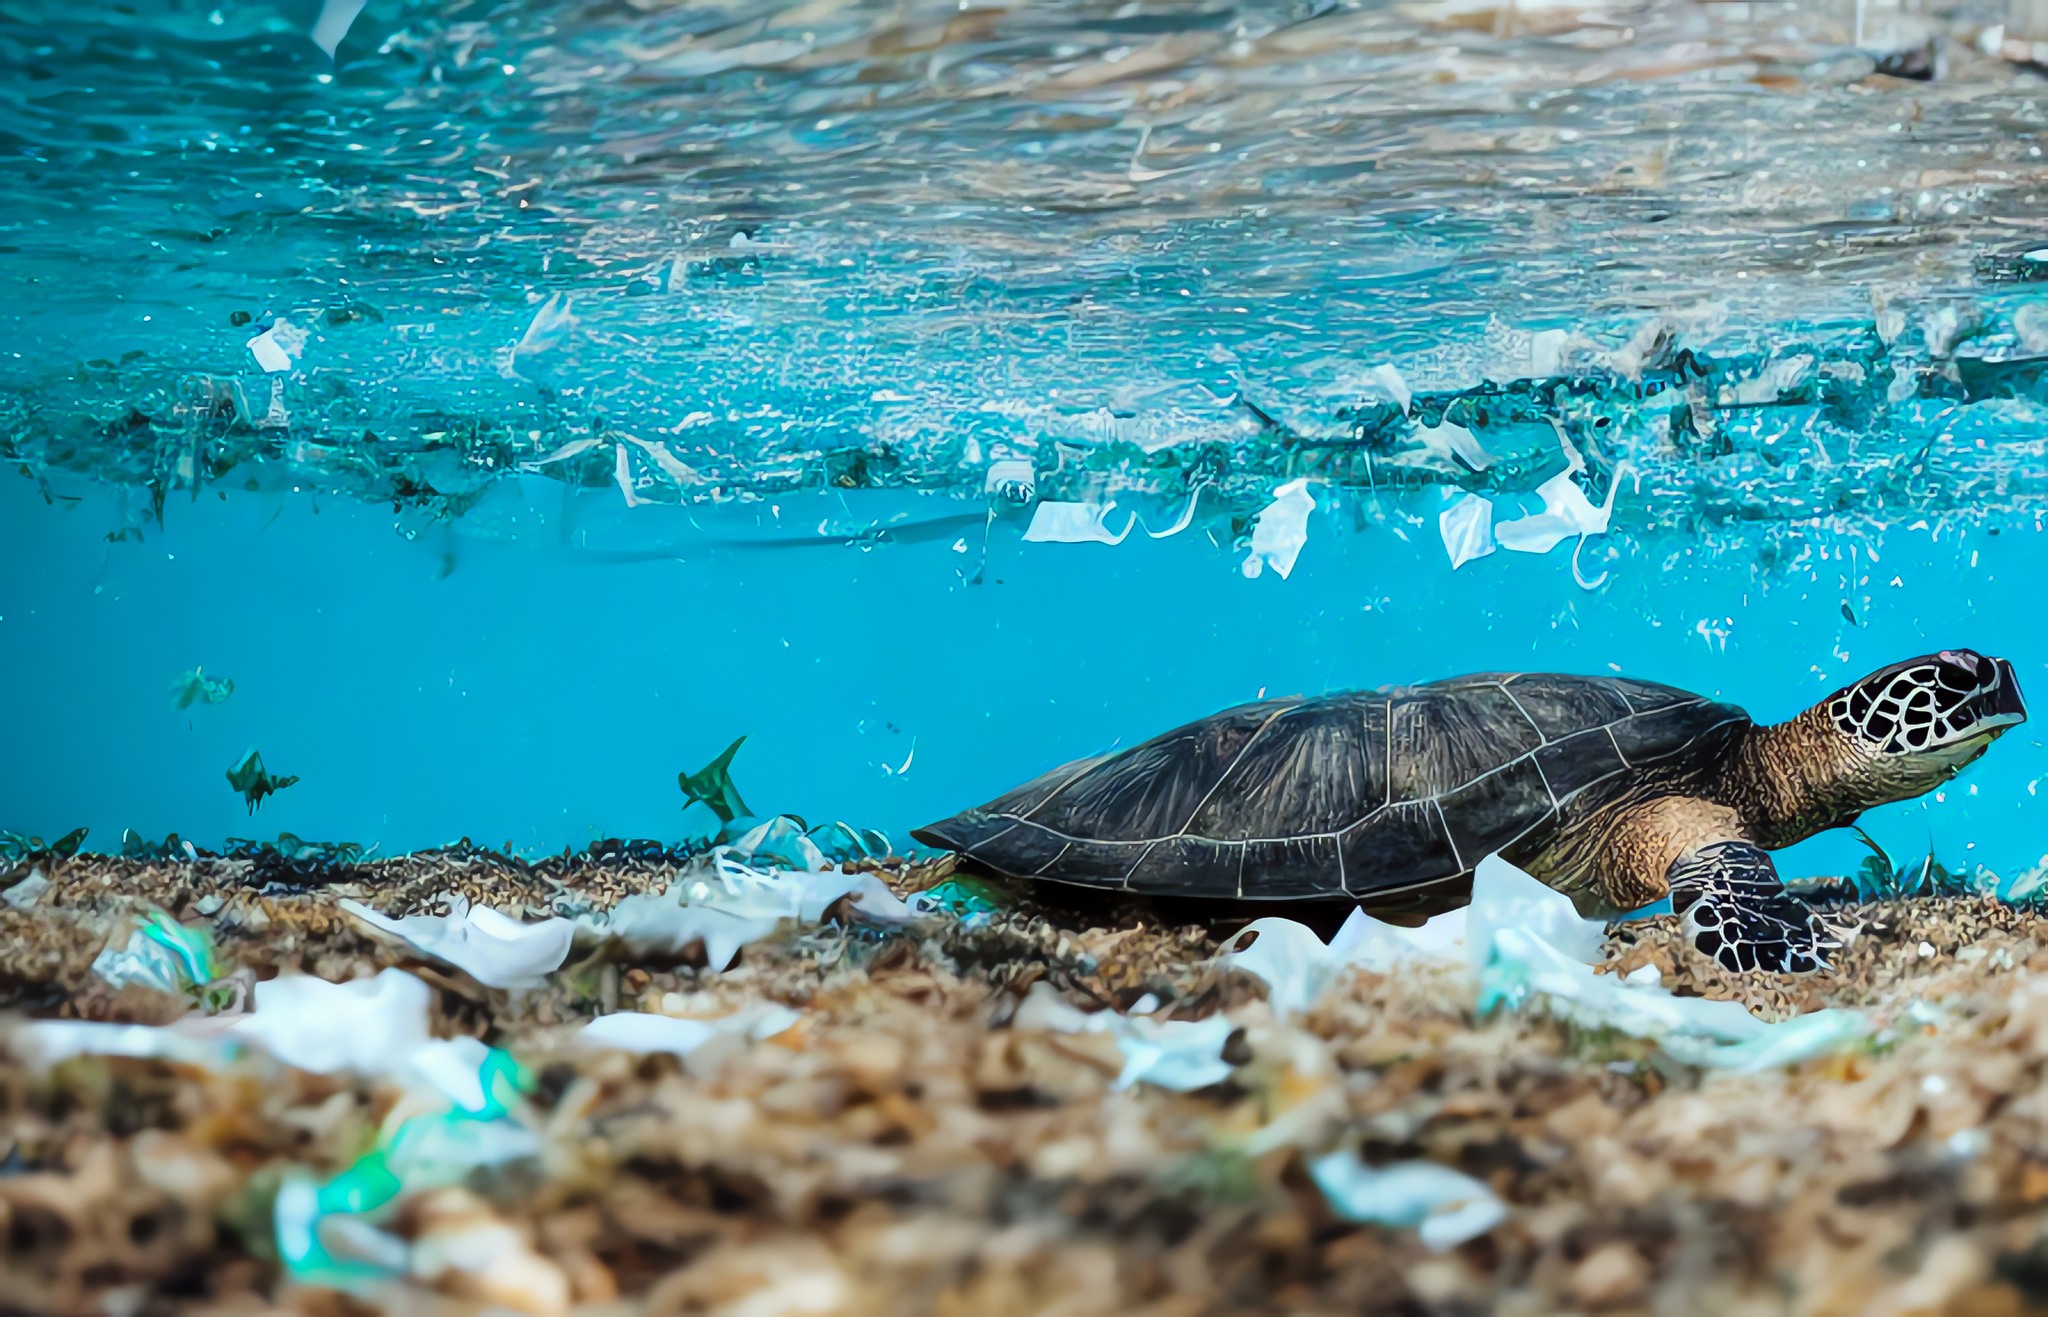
[1667,839,1839,975]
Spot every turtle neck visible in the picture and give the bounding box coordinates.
[1720,708,1868,848]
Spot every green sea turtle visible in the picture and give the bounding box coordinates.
[912,651,2027,974]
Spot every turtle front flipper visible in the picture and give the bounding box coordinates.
[1666,840,1839,975]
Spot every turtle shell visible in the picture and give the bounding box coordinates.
[911,673,1751,902]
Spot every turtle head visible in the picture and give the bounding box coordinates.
[1823,649,2027,798]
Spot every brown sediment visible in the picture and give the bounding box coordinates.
[6,854,2048,1314]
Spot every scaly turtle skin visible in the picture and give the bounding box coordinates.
[913,650,2028,975]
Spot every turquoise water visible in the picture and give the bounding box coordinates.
[4,0,2048,885]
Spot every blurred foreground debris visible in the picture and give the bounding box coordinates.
[6,840,2048,1312]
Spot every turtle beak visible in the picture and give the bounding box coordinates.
[1957,654,2027,739]
[1988,657,2028,728]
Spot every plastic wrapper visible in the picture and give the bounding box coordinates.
[1023,501,1137,545]
[1225,854,1871,1072]
[1013,981,1237,1092]
[1308,1153,1508,1251]
[1240,478,1315,579]
[340,896,575,990]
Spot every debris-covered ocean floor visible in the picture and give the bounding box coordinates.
[10,835,2048,1316]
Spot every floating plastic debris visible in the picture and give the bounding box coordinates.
[1490,428,1640,589]
[505,292,576,381]
[246,319,307,374]
[339,896,575,990]
[1370,362,1493,470]
[1308,1152,1508,1251]
[612,443,647,508]
[1013,982,1237,1092]
[678,736,754,826]
[310,0,369,57]
[1110,1015,1238,1091]
[524,435,604,469]
[1492,467,1624,555]
[1146,483,1208,540]
[1023,500,1137,545]
[401,1036,528,1118]
[578,1004,800,1057]
[620,433,703,489]
[1241,478,1315,579]
[170,666,234,709]
[226,749,299,814]
[983,457,1035,503]
[1438,492,1496,570]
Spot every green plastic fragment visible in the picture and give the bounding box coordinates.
[678,735,754,825]
[274,1047,542,1286]
[171,666,235,709]
[918,877,1005,920]
[92,908,220,995]
[226,749,300,814]
[0,827,88,863]
[120,828,192,861]
[315,1151,404,1217]
[140,910,216,987]
[474,1046,529,1119]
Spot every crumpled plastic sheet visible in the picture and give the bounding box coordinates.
[1490,428,1639,589]
[1023,500,1136,544]
[13,966,539,1112]
[10,1017,234,1068]
[1479,923,1873,1073]
[1370,362,1493,472]
[1222,855,1872,1073]
[1241,478,1316,580]
[339,896,575,990]
[12,951,556,1300]
[2000,858,2048,904]
[1012,981,1238,1091]
[228,968,441,1076]
[246,319,307,374]
[911,876,1005,927]
[1438,492,1496,570]
[505,292,577,382]
[721,815,830,871]
[1307,1152,1508,1252]
[802,819,894,864]
[274,1040,543,1294]
[91,909,218,994]
[310,0,369,57]
[578,1004,801,1057]
[1222,904,1469,1017]
[591,849,918,971]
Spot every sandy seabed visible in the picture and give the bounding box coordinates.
[5,847,2048,1317]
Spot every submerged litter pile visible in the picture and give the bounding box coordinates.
[9,838,2048,1314]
